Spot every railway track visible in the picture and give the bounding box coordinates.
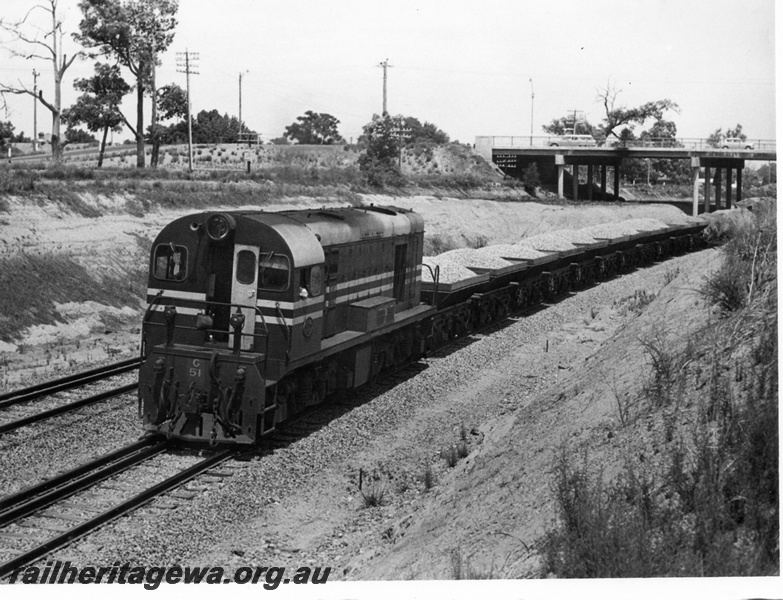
[0,358,139,409]
[0,438,238,579]
[0,359,140,436]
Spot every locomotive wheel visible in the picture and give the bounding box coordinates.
[313,379,327,405]
[295,375,313,411]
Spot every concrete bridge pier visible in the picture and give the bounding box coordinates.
[690,157,745,216]
[556,155,621,201]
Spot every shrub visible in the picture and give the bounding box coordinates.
[702,201,776,312]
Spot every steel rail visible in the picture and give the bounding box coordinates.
[0,383,138,436]
[0,357,141,409]
[0,438,168,526]
[0,446,237,579]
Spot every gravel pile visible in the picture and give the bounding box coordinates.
[581,221,644,239]
[545,228,603,245]
[517,232,579,252]
[475,244,549,261]
[437,248,514,270]
[422,256,479,284]
[423,248,513,283]
[620,218,670,232]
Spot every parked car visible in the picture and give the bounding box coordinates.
[548,134,598,147]
[721,137,754,150]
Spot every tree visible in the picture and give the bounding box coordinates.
[358,113,405,187]
[62,63,131,166]
[77,0,179,168]
[0,0,82,161]
[402,116,449,144]
[63,127,96,143]
[640,118,678,143]
[523,163,541,195]
[597,83,679,141]
[192,109,242,144]
[543,116,601,137]
[147,83,187,155]
[283,111,344,145]
[0,121,16,145]
[707,124,746,148]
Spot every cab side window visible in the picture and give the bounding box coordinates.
[299,265,324,297]
[153,244,188,282]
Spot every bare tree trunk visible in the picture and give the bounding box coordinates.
[98,125,108,167]
[150,61,159,168]
[135,74,145,168]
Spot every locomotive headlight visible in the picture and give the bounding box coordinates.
[205,213,236,242]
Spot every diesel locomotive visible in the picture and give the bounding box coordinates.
[139,204,707,445]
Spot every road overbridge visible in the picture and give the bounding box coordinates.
[475,137,776,216]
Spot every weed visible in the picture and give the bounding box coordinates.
[456,441,469,459]
[425,234,460,256]
[442,445,459,468]
[358,468,388,508]
[423,464,435,490]
[471,235,490,249]
[639,326,681,408]
[663,266,680,286]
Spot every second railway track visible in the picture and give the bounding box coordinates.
[0,438,238,579]
[0,359,140,437]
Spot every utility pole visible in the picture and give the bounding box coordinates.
[529,78,534,147]
[239,70,248,134]
[378,59,392,115]
[176,49,199,172]
[32,69,38,152]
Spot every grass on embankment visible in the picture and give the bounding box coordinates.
[0,252,147,343]
[542,199,778,577]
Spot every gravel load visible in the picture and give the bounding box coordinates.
[545,228,603,245]
[422,256,480,284]
[581,221,645,239]
[475,244,549,261]
[620,218,671,232]
[516,232,579,252]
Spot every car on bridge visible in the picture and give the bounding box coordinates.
[721,137,754,150]
[548,134,598,148]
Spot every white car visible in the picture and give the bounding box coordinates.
[549,134,597,147]
[721,137,754,150]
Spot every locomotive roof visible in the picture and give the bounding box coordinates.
[273,205,423,246]
[155,205,424,269]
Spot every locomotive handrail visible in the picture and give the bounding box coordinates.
[144,300,271,346]
[421,263,440,307]
[140,290,165,358]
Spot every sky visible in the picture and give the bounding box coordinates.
[0,0,777,146]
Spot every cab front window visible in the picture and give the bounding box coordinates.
[153,244,188,282]
[258,252,290,291]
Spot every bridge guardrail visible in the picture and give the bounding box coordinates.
[476,136,777,152]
